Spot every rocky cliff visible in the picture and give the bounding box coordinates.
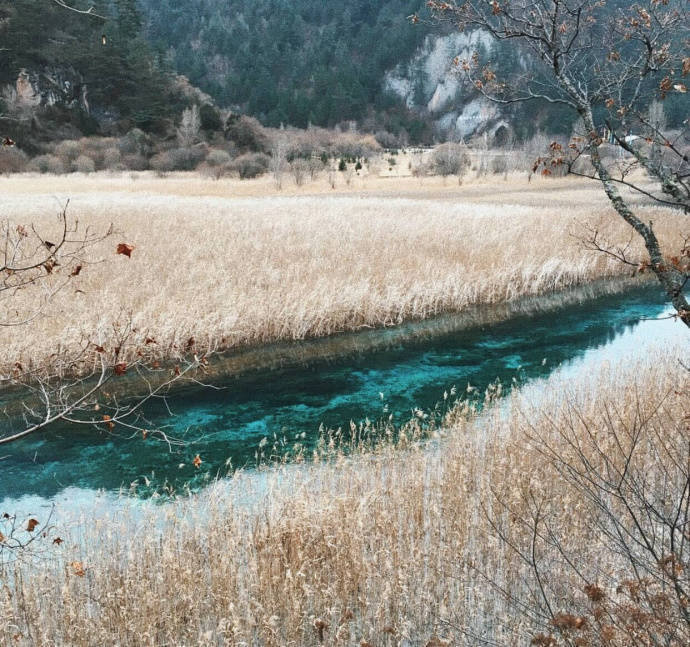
[385,31,511,141]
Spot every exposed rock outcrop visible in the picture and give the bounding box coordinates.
[2,68,90,115]
[385,31,506,140]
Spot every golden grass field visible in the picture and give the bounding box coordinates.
[0,170,685,375]
[1,340,687,646]
[1,170,689,645]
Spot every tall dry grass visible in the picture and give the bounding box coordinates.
[0,174,685,375]
[1,342,687,646]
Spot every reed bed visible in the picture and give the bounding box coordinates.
[1,340,687,646]
[0,174,685,375]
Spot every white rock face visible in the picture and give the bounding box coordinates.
[455,97,499,138]
[15,70,41,107]
[2,68,89,114]
[385,30,498,138]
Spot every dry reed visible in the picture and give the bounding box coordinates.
[0,174,684,375]
[1,340,687,646]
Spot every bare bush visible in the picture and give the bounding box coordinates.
[71,155,95,173]
[491,155,508,175]
[102,147,122,170]
[149,151,177,174]
[264,126,381,161]
[411,162,430,178]
[150,147,206,173]
[229,152,270,179]
[203,149,232,180]
[0,148,28,174]
[45,138,121,171]
[121,154,148,171]
[29,154,67,175]
[290,158,310,186]
[225,115,269,153]
[374,130,401,150]
[431,142,471,177]
[308,157,324,181]
[54,140,81,162]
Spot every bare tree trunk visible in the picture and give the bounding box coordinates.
[580,106,690,328]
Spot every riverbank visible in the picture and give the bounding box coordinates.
[0,284,673,501]
[1,329,687,646]
[0,173,685,378]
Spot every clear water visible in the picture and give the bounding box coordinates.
[0,286,679,503]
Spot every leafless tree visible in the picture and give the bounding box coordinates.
[50,0,105,18]
[481,384,690,646]
[308,157,324,181]
[290,158,309,186]
[270,133,289,190]
[0,198,206,451]
[177,105,202,148]
[421,0,690,327]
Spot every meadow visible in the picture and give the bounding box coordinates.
[0,170,684,377]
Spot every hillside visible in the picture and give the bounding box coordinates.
[3,1,684,148]
[137,0,578,142]
[0,0,190,151]
[139,0,435,140]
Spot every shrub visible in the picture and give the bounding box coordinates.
[102,148,122,170]
[30,154,67,174]
[308,158,324,180]
[203,149,232,179]
[54,140,81,161]
[491,155,508,175]
[0,148,28,174]
[72,155,95,173]
[332,133,381,159]
[150,147,207,173]
[411,162,431,178]
[229,152,270,179]
[119,129,151,157]
[374,130,400,149]
[225,115,269,153]
[338,158,347,172]
[206,149,232,168]
[122,154,148,171]
[149,151,176,173]
[431,143,471,177]
[290,158,310,186]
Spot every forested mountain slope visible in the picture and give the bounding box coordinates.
[0,0,189,149]
[140,0,433,137]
